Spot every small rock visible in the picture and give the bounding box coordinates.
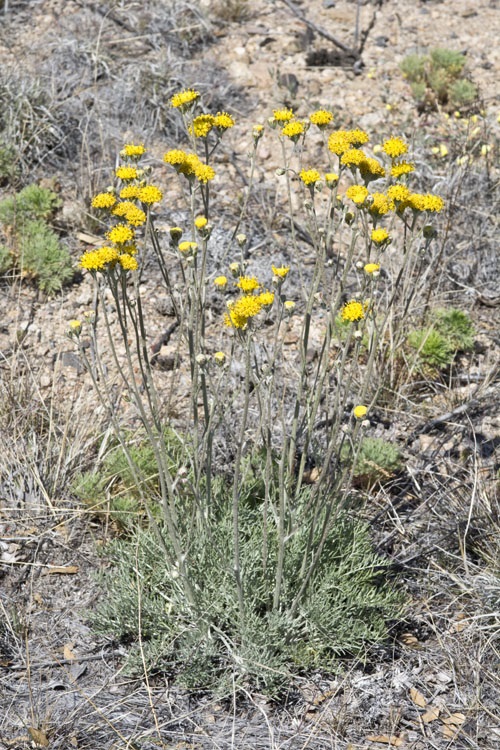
[40,374,52,388]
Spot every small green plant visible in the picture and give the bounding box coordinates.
[0,144,19,185]
[342,437,402,488]
[0,184,72,293]
[408,308,474,369]
[400,47,478,110]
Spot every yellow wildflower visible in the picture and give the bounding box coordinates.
[299,169,321,185]
[115,165,138,182]
[112,202,146,226]
[194,162,215,183]
[170,88,200,110]
[359,157,385,180]
[80,246,119,271]
[422,193,445,212]
[309,109,333,128]
[341,148,366,168]
[346,185,369,205]
[328,131,352,155]
[325,172,339,186]
[353,405,368,419]
[163,149,189,166]
[382,137,408,158]
[391,161,415,178]
[91,192,116,209]
[369,192,393,215]
[119,254,138,271]
[107,224,135,245]
[236,275,260,294]
[371,228,389,245]
[283,300,295,313]
[387,184,411,202]
[271,264,290,279]
[364,263,380,274]
[190,114,215,138]
[341,300,365,322]
[121,143,146,158]
[68,319,82,331]
[138,185,163,204]
[272,108,294,123]
[120,185,140,200]
[282,121,305,140]
[214,275,228,288]
[178,241,198,254]
[257,291,275,307]
[214,112,235,130]
[225,295,263,329]
[214,351,226,365]
[346,129,369,146]
[195,216,208,229]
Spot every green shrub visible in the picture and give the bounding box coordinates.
[0,245,12,274]
[18,219,73,295]
[0,183,61,228]
[400,47,477,110]
[433,308,474,351]
[0,144,19,185]
[408,328,453,368]
[408,308,474,369]
[343,437,402,487]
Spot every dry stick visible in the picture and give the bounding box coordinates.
[279,0,357,56]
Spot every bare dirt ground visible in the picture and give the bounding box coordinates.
[0,1,499,748]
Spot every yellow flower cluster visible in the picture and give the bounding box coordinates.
[121,143,146,158]
[383,137,408,158]
[369,192,393,216]
[271,264,290,279]
[214,112,235,130]
[138,185,163,204]
[341,300,366,322]
[115,166,138,182]
[346,185,369,205]
[107,224,135,245]
[120,185,140,200]
[282,121,305,140]
[190,114,215,138]
[170,88,200,110]
[236,275,260,294]
[225,295,264,329]
[299,169,321,185]
[92,192,117,209]
[328,129,369,156]
[371,228,390,245]
[359,157,385,181]
[272,108,294,123]
[112,201,146,226]
[163,150,216,182]
[80,245,137,273]
[309,109,333,128]
[391,161,415,178]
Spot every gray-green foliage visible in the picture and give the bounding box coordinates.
[91,493,403,694]
[408,308,474,369]
[400,48,478,110]
[0,184,72,293]
[346,438,402,486]
[84,436,404,694]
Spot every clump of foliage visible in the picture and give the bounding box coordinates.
[89,442,403,694]
[400,48,478,110]
[408,308,474,369]
[343,437,402,488]
[0,184,73,293]
[0,144,19,186]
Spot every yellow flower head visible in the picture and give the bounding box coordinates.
[119,254,138,271]
[163,149,189,166]
[190,114,215,138]
[80,246,119,271]
[387,184,411,203]
[422,193,445,212]
[92,192,117,209]
[383,137,408,159]
[170,227,183,243]
[309,109,333,128]
[195,216,208,229]
[364,263,381,274]
[353,405,368,419]
[178,241,198,255]
[236,275,260,294]
[170,88,200,110]
[120,185,141,200]
[214,112,235,130]
[112,202,146,226]
[121,143,146,158]
[341,300,365,322]
[272,108,294,123]
[328,131,352,156]
[325,172,339,186]
[283,300,296,314]
[271,264,290,279]
[341,148,366,168]
[257,291,275,307]
[359,157,385,181]
[369,192,393,216]
[282,120,305,140]
[138,185,163,204]
[299,169,321,186]
[346,129,369,147]
[225,295,263,329]
[214,351,226,365]
[391,161,415,178]
[68,319,82,330]
[371,228,389,245]
[214,275,228,288]
[346,185,369,205]
[107,224,135,245]
[115,165,138,182]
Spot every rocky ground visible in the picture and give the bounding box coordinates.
[0,0,499,748]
